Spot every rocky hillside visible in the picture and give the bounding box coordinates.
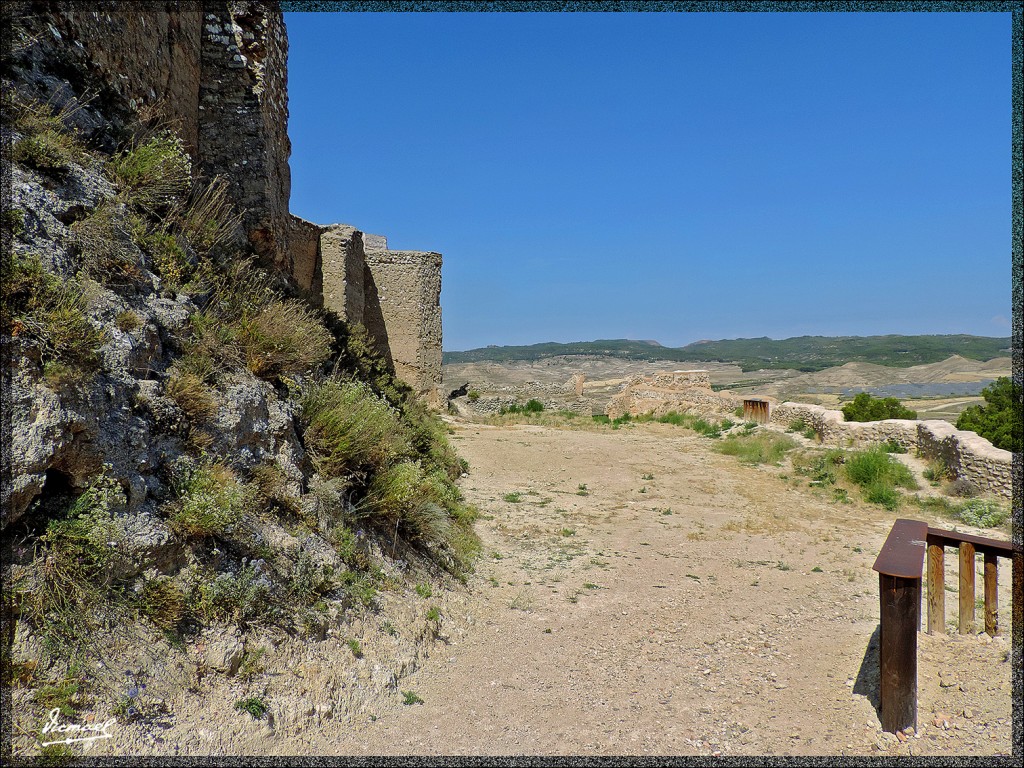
[2,7,476,760]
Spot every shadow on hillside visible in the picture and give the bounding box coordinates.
[853,624,882,719]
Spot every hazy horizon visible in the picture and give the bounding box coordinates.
[442,331,1013,355]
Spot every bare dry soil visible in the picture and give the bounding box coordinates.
[70,418,1014,757]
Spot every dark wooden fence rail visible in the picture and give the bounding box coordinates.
[871,519,1018,734]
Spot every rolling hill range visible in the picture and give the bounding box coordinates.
[443,335,1011,373]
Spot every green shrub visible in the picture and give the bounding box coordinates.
[864,481,902,511]
[841,393,916,422]
[301,379,409,475]
[166,460,246,537]
[136,227,191,288]
[365,461,452,546]
[13,133,76,173]
[197,564,272,625]
[500,399,545,415]
[715,432,796,464]
[467,390,480,401]
[881,439,908,454]
[844,447,918,491]
[955,499,1009,528]
[402,398,464,479]
[108,132,192,212]
[955,377,1021,452]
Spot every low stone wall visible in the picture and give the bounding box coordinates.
[769,402,1012,499]
[915,420,1013,500]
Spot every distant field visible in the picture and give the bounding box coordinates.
[444,335,1011,372]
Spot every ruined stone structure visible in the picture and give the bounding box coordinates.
[23,2,443,400]
[606,370,741,420]
[769,403,1012,499]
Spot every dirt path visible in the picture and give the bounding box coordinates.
[299,421,1014,756]
[71,420,1014,758]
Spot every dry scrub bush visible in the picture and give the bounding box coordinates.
[164,371,218,423]
[301,379,409,476]
[5,252,106,375]
[8,94,91,173]
[165,175,241,255]
[166,461,246,538]
[236,300,334,378]
[71,203,146,284]
[108,132,192,213]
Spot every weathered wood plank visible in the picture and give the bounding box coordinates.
[959,542,976,635]
[984,552,998,636]
[926,540,945,635]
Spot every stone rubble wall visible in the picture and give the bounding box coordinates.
[199,2,292,273]
[769,403,1012,499]
[455,377,592,417]
[606,370,741,420]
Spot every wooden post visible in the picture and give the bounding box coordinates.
[927,541,945,634]
[878,573,920,733]
[959,542,976,634]
[984,552,998,636]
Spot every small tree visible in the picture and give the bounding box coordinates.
[841,392,916,422]
[956,377,1021,452]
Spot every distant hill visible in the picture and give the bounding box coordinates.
[443,335,1012,373]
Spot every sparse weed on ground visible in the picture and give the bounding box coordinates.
[234,695,269,719]
[715,431,796,465]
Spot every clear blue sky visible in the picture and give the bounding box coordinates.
[284,11,1012,352]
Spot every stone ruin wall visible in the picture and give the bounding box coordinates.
[456,378,592,417]
[364,244,444,404]
[606,370,741,420]
[769,403,1012,500]
[34,2,444,401]
[293,226,445,404]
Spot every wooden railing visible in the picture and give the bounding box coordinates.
[871,519,1018,734]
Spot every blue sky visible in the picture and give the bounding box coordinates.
[284,11,1012,352]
